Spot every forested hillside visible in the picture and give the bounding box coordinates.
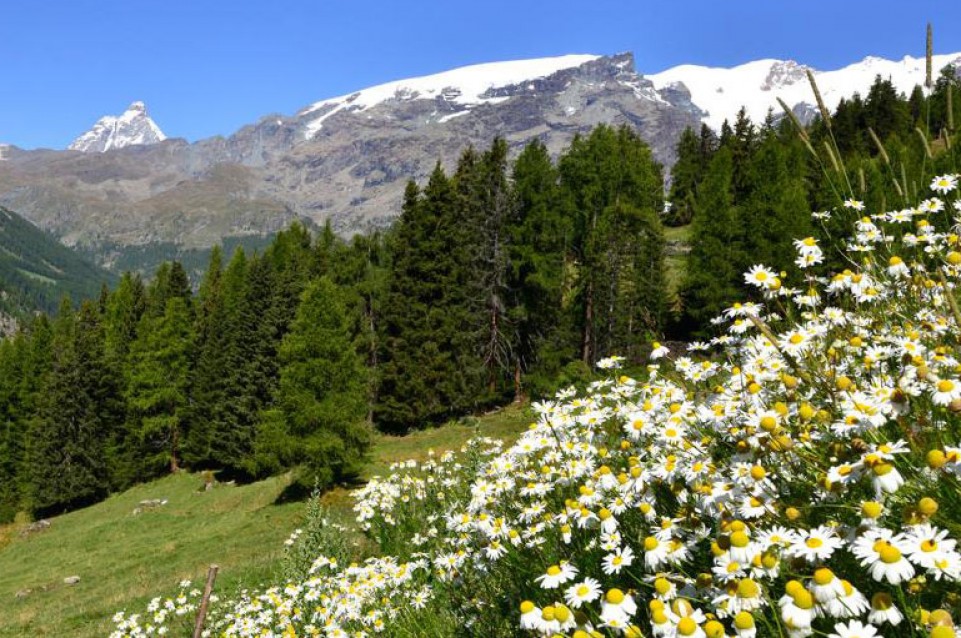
[0,206,112,323]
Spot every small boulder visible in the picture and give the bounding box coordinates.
[19,519,51,538]
[63,576,80,585]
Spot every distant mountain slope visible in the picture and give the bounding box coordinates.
[0,206,114,322]
[648,52,961,129]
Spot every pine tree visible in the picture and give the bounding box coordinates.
[183,247,226,468]
[667,127,701,226]
[26,300,115,515]
[559,125,667,364]
[124,296,193,477]
[0,337,25,521]
[103,272,147,367]
[680,147,743,332]
[453,139,514,401]
[216,249,259,472]
[253,278,371,490]
[378,163,487,431]
[737,129,813,277]
[507,139,573,398]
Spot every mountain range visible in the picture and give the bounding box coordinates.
[0,50,958,274]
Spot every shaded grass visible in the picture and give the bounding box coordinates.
[663,223,691,299]
[0,404,532,637]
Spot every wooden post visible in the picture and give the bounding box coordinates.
[192,564,219,638]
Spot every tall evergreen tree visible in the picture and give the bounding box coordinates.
[378,168,470,432]
[667,127,701,226]
[454,139,514,400]
[507,139,573,398]
[26,300,115,515]
[559,125,667,364]
[103,272,147,368]
[680,147,743,332]
[125,297,193,477]
[253,278,371,489]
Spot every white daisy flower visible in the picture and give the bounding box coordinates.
[563,577,601,609]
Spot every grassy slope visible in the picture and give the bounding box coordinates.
[663,223,691,300]
[0,404,530,637]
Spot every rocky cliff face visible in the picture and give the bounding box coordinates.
[0,53,701,253]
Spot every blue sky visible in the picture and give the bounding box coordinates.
[2,0,960,149]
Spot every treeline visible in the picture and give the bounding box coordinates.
[670,67,961,333]
[0,125,669,520]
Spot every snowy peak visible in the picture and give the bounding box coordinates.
[69,101,166,152]
[648,52,961,129]
[761,60,811,91]
[298,54,603,137]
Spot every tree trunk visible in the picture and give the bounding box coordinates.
[513,359,525,404]
[170,425,180,473]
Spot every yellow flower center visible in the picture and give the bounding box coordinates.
[792,590,814,610]
[871,592,894,611]
[806,537,824,549]
[813,568,834,585]
[861,501,883,518]
[677,618,698,636]
[737,579,759,598]
[606,588,625,605]
[730,531,750,548]
[546,565,561,576]
[879,544,902,564]
[734,612,755,630]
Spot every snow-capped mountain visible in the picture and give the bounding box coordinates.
[298,54,603,136]
[648,52,961,129]
[68,101,166,152]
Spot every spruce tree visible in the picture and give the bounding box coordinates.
[667,127,701,226]
[124,296,193,477]
[377,168,468,432]
[253,277,370,489]
[680,147,743,332]
[559,125,667,364]
[507,139,573,398]
[103,272,147,367]
[453,139,514,401]
[26,300,114,515]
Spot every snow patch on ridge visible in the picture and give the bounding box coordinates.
[648,52,961,129]
[300,54,601,138]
